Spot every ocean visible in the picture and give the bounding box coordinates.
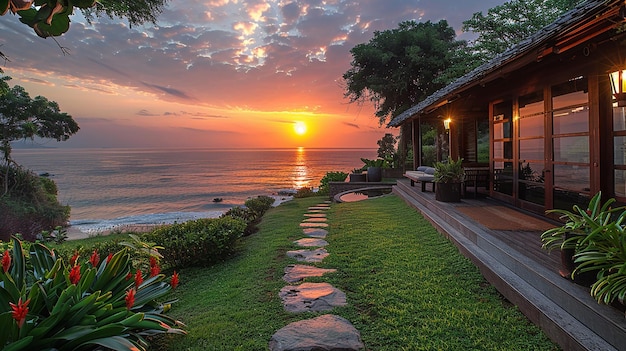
[11,148,376,233]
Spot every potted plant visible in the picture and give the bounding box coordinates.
[433,157,464,202]
[349,168,367,182]
[541,192,625,286]
[360,158,386,182]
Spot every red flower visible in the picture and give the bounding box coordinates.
[149,264,161,277]
[106,253,113,263]
[134,269,143,287]
[69,251,79,266]
[149,256,157,268]
[125,272,132,280]
[2,250,10,273]
[170,271,179,289]
[586,209,592,216]
[9,297,30,328]
[89,250,100,267]
[125,288,136,310]
[69,265,81,285]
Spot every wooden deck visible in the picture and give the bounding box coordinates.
[393,179,626,351]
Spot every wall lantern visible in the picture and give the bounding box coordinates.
[610,70,626,106]
[443,118,451,130]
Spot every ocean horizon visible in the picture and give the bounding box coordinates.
[12,147,377,233]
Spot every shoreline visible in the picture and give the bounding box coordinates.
[65,194,295,240]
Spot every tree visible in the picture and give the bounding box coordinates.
[462,0,583,61]
[377,133,398,167]
[343,20,467,125]
[0,0,167,38]
[0,76,79,193]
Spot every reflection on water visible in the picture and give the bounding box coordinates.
[292,147,309,189]
[338,188,392,202]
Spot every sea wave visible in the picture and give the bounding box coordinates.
[70,210,227,234]
[69,195,294,234]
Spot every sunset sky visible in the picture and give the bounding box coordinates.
[0,0,506,149]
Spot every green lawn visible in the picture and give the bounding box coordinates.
[67,195,559,350]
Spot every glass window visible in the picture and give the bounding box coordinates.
[553,106,589,134]
[477,119,489,163]
[614,136,626,165]
[615,170,626,198]
[553,164,589,191]
[552,77,588,110]
[519,91,543,117]
[519,161,545,182]
[519,183,545,205]
[613,106,626,131]
[520,115,544,138]
[520,139,544,162]
[493,141,503,159]
[553,136,589,162]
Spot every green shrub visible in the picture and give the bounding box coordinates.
[144,217,247,269]
[0,165,70,241]
[294,187,315,198]
[0,236,185,351]
[318,171,348,195]
[244,195,275,217]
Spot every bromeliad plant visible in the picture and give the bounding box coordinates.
[0,235,185,350]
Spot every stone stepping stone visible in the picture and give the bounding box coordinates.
[300,222,328,228]
[303,217,327,223]
[279,283,347,313]
[303,213,326,218]
[308,206,329,211]
[283,264,336,283]
[306,209,326,214]
[287,248,329,263]
[293,238,329,247]
[269,314,364,351]
[302,228,328,238]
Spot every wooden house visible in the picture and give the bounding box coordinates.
[389,0,626,215]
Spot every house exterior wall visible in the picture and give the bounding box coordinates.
[402,34,626,215]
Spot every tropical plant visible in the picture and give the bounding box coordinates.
[318,171,349,195]
[0,236,184,351]
[0,0,167,39]
[359,158,387,170]
[541,192,625,252]
[541,192,626,305]
[574,218,626,306]
[433,157,465,183]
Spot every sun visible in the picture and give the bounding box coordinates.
[294,121,307,135]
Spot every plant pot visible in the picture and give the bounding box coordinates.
[349,173,367,182]
[367,167,382,182]
[435,182,461,202]
[560,234,599,287]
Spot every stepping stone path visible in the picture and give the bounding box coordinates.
[302,228,328,238]
[279,282,346,312]
[286,248,329,263]
[299,222,329,228]
[270,201,364,351]
[283,264,336,283]
[293,238,329,247]
[269,315,364,351]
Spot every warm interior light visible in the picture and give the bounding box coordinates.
[443,118,451,130]
[610,70,626,107]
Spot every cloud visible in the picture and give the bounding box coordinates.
[343,122,360,129]
[0,0,508,148]
[137,109,159,116]
[140,81,195,100]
